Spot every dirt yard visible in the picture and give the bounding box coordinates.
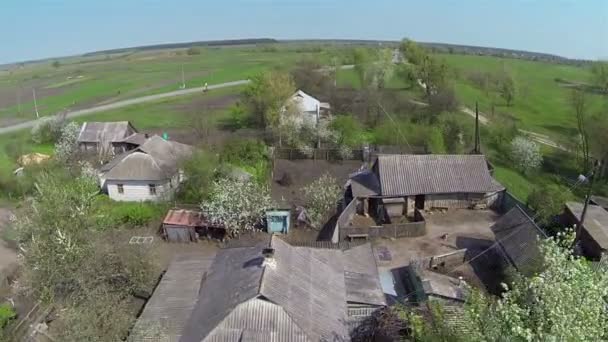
[372,209,503,295]
[271,159,363,206]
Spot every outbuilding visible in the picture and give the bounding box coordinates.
[162,209,205,243]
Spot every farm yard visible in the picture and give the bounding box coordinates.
[0,38,607,341]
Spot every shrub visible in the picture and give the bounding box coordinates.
[186,47,201,55]
[201,177,274,236]
[301,174,342,229]
[510,136,542,174]
[31,116,65,144]
[178,150,218,203]
[221,138,267,165]
[0,303,16,328]
[527,184,573,227]
[110,203,164,227]
[330,115,368,148]
[55,121,81,162]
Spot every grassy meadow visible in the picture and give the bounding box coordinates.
[0,46,338,125]
[438,53,605,144]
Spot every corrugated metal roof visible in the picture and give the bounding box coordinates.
[205,299,311,342]
[566,202,608,250]
[491,206,546,274]
[375,154,504,197]
[77,121,135,143]
[181,245,264,342]
[179,236,384,342]
[343,244,386,306]
[103,136,193,181]
[130,253,215,342]
[163,209,205,227]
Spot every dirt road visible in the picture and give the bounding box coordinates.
[458,105,568,151]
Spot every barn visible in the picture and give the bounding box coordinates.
[348,154,505,217]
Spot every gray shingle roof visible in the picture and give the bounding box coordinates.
[349,169,380,198]
[121,132,149,146]
[375,154,504,196]
[178,236,384,342]
[565,202,608,250]
[130,254,215,342]
[77,121,136,143]
[491,206,546,274]
[103,135,193,181]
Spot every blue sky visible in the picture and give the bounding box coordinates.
[1,0,606,64]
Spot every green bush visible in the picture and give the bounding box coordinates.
[94,197,166,228]
[0,303,16,328]
[186,47,201,55]
[330,115,368,147]
[221,138,268,165]
[178,150,219,203]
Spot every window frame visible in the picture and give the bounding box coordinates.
[117,184,124,194]
[149,183,157,195]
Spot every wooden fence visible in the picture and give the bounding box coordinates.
[339,209,427,241]
[273,148,364,161]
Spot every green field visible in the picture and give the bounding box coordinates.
[0,46,335,125]
[438,53,605,144]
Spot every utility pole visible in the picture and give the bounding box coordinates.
[577,161,600,236]
[16,87,21,114]
[32,88,39,119]
[181,64,185,89]
[474,101,480,154]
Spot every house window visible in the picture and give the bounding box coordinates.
[149,184,157,195]
[117,184,124,194]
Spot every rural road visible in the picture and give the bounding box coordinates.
[458,105,568,151]
[415,80,567,151]
[0,80,250,135]
[0,64,359,135]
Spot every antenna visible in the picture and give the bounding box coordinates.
[474,101,480,154]
[32,88,39,119]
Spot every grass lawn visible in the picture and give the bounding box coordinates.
[437,53,606,145]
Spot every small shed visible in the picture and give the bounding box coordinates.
[266,209,291,234]
[162,209,205,243]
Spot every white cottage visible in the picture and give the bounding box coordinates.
[100,135,193,202]
[285,90,331,126]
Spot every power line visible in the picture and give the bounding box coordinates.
[377,101,412,150]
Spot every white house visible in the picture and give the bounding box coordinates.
[100,135,193,202]
[285,90,331,126]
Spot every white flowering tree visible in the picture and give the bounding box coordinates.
[301,173,342,229]
[510,136,542,173]
[201,177,275,236]
[54,121,81,162]
[463,231,608,341]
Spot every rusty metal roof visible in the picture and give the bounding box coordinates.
[375,154,504,196]
[163,209,205,227]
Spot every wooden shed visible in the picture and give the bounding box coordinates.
[162,209,205,243]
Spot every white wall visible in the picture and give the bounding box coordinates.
[106,178,177,202]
